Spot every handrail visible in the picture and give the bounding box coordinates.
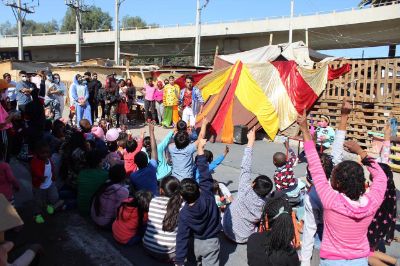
[1,0,399,38]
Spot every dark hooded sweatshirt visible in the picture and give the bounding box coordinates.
[175,155,221,265]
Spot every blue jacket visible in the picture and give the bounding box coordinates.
[175,155,221,265]
[193,154,225,183]
[70,75,89,105]
[179,86,204,117]
[156,131,173,180]
[16,81,36,105]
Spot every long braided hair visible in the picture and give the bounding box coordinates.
[262,195,295,253]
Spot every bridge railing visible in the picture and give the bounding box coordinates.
[1,0,399,38]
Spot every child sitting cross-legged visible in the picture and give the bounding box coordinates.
[175,138,221,266]
[112,190,152,245]
[223,128,273,244]
[90,164,129,228]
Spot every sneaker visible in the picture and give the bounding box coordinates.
[35,214,45,224]
[47,205,55,215]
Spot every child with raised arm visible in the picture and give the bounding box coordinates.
[297,110,387,266]
[222,128,273,244]
[175,138,221,266]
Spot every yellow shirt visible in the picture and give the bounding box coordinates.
[163,84,180,107]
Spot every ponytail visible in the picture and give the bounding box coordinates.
[160,176,183,232]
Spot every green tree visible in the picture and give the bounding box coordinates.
[23,19,59,34]
[121,15,159,29]
[61,6,112,31]
[0,21,15,36]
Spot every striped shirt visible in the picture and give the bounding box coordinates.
[142,196,178,254]
[304,140,386,260]
[222,147,267,244]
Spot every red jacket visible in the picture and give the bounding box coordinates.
[30,156,56,188]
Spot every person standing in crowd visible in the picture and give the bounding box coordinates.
[101,76,119,127]
[44,72,62,120]
[53,73,66,116]
[3,73,17,111]
[87,72,102,123]
[162,76,180,128]
[0,79,13,162]
[70,74,92,126]
[142,77,157,124]
[16,71,36,113]
[125,79,136,109]
[179,75,204,127]
[36,70,46,100]
[153,81,164,126]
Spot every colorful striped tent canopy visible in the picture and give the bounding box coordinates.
[153,71,211,88]
[195,60,343,143]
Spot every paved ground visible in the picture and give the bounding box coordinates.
[6,126,400,266]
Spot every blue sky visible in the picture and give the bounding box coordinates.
[1,0,399,58]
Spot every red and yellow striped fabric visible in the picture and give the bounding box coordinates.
[195,60,332,143]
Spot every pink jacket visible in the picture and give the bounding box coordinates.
[304,140,386,260]
[0,162,19,201]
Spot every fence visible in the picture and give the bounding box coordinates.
[282,58,400,151]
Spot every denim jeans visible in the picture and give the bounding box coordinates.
[320,257,368,266]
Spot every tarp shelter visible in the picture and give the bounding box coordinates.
[195,60,349,143]
[214,41,333,70]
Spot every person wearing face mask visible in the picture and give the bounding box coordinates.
[44,71,62,120]
[15,71,36,113]
[315,115,335,152]
[53,73,66,115]
[2,73,17,111]
[70,74,92,126]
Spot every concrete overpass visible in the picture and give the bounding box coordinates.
[0,1,399,62]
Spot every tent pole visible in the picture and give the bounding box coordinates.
[269,33,273,45]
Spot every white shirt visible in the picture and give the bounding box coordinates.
[40,161,53,189]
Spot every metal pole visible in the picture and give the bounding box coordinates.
[114,0,120,65]
[17,0,23,60]
[289,0,294,43]
[305,28,308,46]
[75,0,81,63]
[194,0,201,66]
[269,33,273,45]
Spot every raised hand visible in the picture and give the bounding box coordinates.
[344,140,365,157]
[198,138,207,155]
[247,127,256,147]
[384,123,391,141]
[341,96,352,116]
[297,110,308,131]
[224,145,230,156]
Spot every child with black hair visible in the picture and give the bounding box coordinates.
[194,146,229,183]
[129,124,158,195]
[143,176,183,261]
[223,128,273,244]
[298,111,387,266]
[77,150,108,215]
[142,136,151,158]
[175,138,221,266]
[273,140,297,191]
[104,141,124,169]
[123,131,144,175]
[30,140,60,224]
[247,194,300,266]
[90,164,129,228]
[168,118,207,181]
[79,118,92,134]
[112,190,152,245]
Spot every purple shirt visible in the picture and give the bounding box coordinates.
[143,84,156,101]
[90,183,129,227]
[153,89,164,102]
